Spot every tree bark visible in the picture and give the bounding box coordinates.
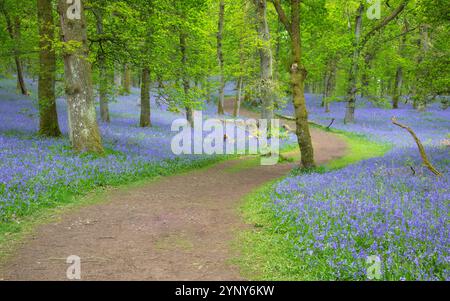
[123,64,132,95]
[94,9,110,123]
[392,67,403,109]
[140,67,151,127]
[255,0,274,130]
[323,59,336,113]
[0,3,28,95]
[37,0,61,137]
[414,24,430,111]
[233,76,243,117]
[391,21,407,109]
[180,33,193,126]
[217,0,225,115]
[361,51,374,98]
[114,63,122,93]
[58,0,103,153]
[344,3,364,124]
[272,0,315,168]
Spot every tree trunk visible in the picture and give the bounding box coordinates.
[217,0,225,115]
[392,22,408,109]
[95,9,110,123]
[273,0,315,168]
[37,0,61,137]
[415,24,430,111]
[140,67,151,127]
[255,0,274,130]
[233,76,243,117]
[0,4,28,95]
[321,72,328,107]
[123,64,132,95]
[58,0,103,153]
[180,33,193,126]
[392,67,403,109]
[323,59,336,113]
[344,3,364,124]
[114,63,122,93]
[291,3,315,168]
[361,51,374,98]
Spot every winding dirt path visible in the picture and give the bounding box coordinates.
[0,101,347,281]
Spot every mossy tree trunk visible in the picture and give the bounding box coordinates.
[344,3,364,124]
[37,0,61,137]
[94,8,110,123]
[140,67,151,127]
[58,0,103,153]
[273,0,315,168]
[123,64,132,95]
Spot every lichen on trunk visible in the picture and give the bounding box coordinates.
[58,0,103,153]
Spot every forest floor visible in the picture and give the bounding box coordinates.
[0,100,347,280]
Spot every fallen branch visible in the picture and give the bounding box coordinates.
[409,166,416,176]
[274,113,323,127]
[326,118,336,130]
[275,113,295,121]
[391,117,442,176]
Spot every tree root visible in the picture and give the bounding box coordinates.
[391,117,442,177]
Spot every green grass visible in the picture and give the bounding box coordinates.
[325,132,392,170]
[234,131,392,280]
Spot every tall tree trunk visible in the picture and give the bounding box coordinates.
[58,0,103,153]
[140,67,151,127]
[323,59,337,113]
[274,20,282,82]
[0,3,28,95]
[361,51,374,98]
[322,72,329,107]
[255,0,274,130]
[233,76,243,117]
[114,63,122,94]
[290,1,314,168]
[344,3,364,124]
[392,67,403,109]
[123,64,132,95]
[180,33,193,126]
[273,0,315,168]
[217,0,225,115]
[37,0,61,137]
[95,9,110,123]
[415,24,430,111]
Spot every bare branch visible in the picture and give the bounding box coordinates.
[272,0,292,35]
[361,0,410,47]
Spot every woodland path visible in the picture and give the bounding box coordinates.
[0,100,347,280]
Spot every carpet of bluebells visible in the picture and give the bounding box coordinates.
[0,79,250,221]
[273,95,449,280]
